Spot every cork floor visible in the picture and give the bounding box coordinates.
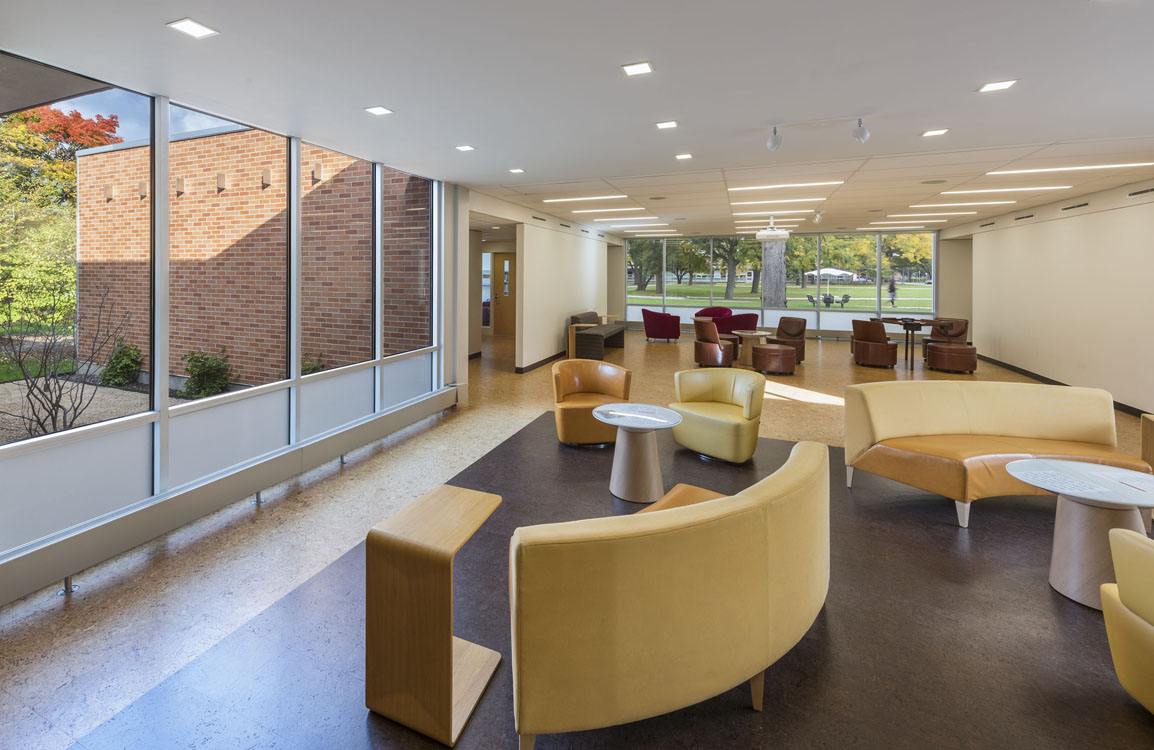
[0,330,1144,749]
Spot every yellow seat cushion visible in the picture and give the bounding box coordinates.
[669,402,759,463]
[670,401,746,424]
[554,393,621,445]
[854,434,1151,503]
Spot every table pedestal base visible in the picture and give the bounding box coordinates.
[1049,493,1146,610]
[609,427,663,504]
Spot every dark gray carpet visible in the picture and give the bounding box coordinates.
[74,413,1154,749]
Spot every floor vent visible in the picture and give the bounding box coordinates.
[1061,202,1089,211]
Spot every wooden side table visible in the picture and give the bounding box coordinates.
[366,485,502,746]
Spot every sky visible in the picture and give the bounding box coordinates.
[52,88,236,142]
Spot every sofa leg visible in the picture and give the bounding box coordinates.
[955,501,971,528]
[845,466,854,488]
[519,734,536,750]
[750,670,765,712]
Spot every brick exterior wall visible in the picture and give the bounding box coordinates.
[76,129,433,386]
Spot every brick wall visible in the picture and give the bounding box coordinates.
[77,129,433,386]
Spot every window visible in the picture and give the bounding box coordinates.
[709,236,760,308]
[625,238,663,309]
[881,232,934,313]
[300,143,374,372]
[380,167,433,356]
[818,234,876,311]
[665,239,710,314]
[2,60,152,445]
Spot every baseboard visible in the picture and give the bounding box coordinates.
[515,351,565,374]
[977,354,1145,417]
[468,351,481,360]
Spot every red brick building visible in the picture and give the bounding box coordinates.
[76,127,431,387]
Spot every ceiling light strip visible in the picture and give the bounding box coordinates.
[941,187,1071,194]
[543,194,628,203]
[986,162,1154,175]
[728,180,844,192]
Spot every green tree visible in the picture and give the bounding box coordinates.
[627,238,664,293]
[669,240,709,285]
[712,237,759,300]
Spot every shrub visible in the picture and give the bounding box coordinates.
[301,354,327,376]
[181,347,230,399]
[101,338,144,386]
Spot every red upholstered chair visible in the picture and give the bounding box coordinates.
[716,312,759,336]
[694,306,732,321]
[693,319,733,367]
[767,316,806,363]
[851,319,897,367]
[641,308,681,341]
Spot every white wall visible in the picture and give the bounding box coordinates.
[972,201,1154,412]
[516,222,608,369]
[937,238,973,327]
[468,230,482,356]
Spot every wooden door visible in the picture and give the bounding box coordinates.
[492,253,516,337]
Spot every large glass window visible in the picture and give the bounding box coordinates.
[1,59,152,446]
[709,237,760,308]
[625,238,663,309]
[380,167,433,356]
[881,232,934,313]
[300,143,373,372]
[167,106,288,402]
[664,238,710,316]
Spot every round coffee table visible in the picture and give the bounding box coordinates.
[593,403,682,504]
[732,329,771,366]
[1007,459,1154,609]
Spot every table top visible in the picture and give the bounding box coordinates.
[593,403,682,431]
[1006,459,1154,509]
[732,329,771,337]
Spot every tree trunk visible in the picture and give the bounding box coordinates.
[749,268,760,295]
[688,272,695,286]
[655,268,665,294]
[761,240,788,308]
[633,264,649,291]
[724,256,738,299]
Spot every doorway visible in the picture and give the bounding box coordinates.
[491,252,516,337]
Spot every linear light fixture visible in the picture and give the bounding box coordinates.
[508,168,524,174]
[979,80,1017,92]
[922,129,949,137]
[735,218,805,223]
[167,18,219,38]
[364,106,393,116]
[455,145,475,152]
[728,180,844,192]
[730,198,827,206]
[732,209,815,216]
[572,207,644,214]
[910,201,1016,207]
[870,219,947,224]
[593,216,657,221]
[622,61,653,76]
[675,153,693,160]
[543,194,628,203]
[860,226,925,230]
[612,223,670,228]
[888,212,977,216]
[986,162,1154,175]
[941,186,1071,194]
[656,120,678,129]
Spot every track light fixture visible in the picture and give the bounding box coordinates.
[851,117,870,144]
[813,210,824,225]
[766,125,782,152]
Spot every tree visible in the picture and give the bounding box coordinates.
[2,107,121,206]
[760,239,788,308]
[711,237,758,300]
[669,240,709,285]
[627,238,664,293]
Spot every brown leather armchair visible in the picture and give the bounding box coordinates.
[922,318,969,358]
[767,316,806,363]
[693,319,734,367]
[851,319,897,368]
[552,359,632,445]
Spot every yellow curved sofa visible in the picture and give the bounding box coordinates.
[509,441,830,749]
[668,368,765,463]
[1102,529,1154,715]
[844,381,1151,528]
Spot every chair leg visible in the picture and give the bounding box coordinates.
[519,734,536,750]
[750,670,765,712]
[846,466,854,488]
[955,501,971,528]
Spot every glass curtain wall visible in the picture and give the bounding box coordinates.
[624,231,935,332]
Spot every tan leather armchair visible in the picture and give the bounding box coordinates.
[669,368,765,463]
[767,316,806,363]
[851,319,897,367]
[552,359,632,445]
[1102,529,1154,715]
[693,319,734,367]
[509,442,830,749]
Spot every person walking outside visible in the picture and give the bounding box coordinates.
[887,278,897,307]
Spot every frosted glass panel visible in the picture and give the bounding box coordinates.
[0,422,153,558]
[169,390,290,488]
[381,353,433,411]
[299,368,375,440]
[820,310,877,333]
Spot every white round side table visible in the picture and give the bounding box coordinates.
[592,403,682,504]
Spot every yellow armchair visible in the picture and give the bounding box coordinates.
[668,368,765,463]
[509,442,830,748]
[552,359,632,445]
[1101,528,1154,714]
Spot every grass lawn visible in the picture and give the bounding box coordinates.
[0,359,78,384]
[628,282,932,312]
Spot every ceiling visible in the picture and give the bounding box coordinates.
[3,0,1153,235]
[0,53,107,117]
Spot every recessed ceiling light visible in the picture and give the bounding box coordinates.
[508,168,524,174]
[542,194,628,203]
[612,223,669,228]
[572,207,644,214]
[986,162,1154,175]
[859,226,925,230]
[364,106,393,116]
[622,61,654,76]
[941,186,1071,194]
[730,198,827,206]
[593,217,657,221]
[910,201,1016,207]
[656,121,678,129]
[728,180,844,192]
[167,18,218,38]
[889,212,977,216]
[732,209,815,215]
[870,220,947,224]
[491,226,500,229]
[979,80,1017,92]
[675,153,693,160]
[455,145,475,151]
[922,129,949,137]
